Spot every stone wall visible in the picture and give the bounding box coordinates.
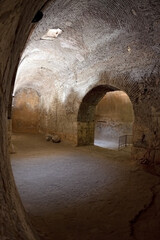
[0,0,48,239]
[12,88,40,133]
[13,0,160,158]
[95,91,134,123]
[0,0,160,239]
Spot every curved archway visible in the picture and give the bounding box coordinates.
[94,90,134,149]
[77,85,134,147]
[0,0,160,239]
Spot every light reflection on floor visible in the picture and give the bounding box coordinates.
[94,139,118,150]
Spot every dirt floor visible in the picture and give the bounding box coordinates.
[11,133,160,240]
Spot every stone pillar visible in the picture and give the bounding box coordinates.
[77,121,95,146]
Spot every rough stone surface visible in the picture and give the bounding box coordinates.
[12,88,40,133]
[0,0,160,239]
[45,134,61,143]
[0,0,49,239]
[13,0,160,160]
[8,119,16,154]
[51,134,61,143]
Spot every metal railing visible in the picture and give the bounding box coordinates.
[118,135,133,150]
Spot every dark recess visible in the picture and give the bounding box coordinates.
[32,11,43,23]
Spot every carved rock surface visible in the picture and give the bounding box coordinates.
[0,0,160,239]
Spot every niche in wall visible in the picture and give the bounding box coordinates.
[12,88,40,133]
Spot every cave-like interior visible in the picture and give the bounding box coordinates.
[0,1,160,240]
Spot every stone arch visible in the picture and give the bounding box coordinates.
[0,0,160,239]
[77,84,134,146]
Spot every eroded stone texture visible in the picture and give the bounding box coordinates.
[12,88,40,133]
[8,119,15,153]
[13,0,160,160]
[0,0,160,239]
[0,0,48,239]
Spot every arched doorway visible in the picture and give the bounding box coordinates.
[94,90,134,149]
[77,85,134,149]
[1,0,160,239]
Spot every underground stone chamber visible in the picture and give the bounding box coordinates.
[1,0,160,239]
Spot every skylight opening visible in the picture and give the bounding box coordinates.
[41,28,62,40]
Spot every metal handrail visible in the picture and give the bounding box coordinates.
[118,135,133,150]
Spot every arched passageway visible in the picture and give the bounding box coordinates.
[77,85,134,149]
[94,90,134,149]
[77,85,116,145]
[0,0,160,240]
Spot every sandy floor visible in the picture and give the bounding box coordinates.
[11,133,160,240]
